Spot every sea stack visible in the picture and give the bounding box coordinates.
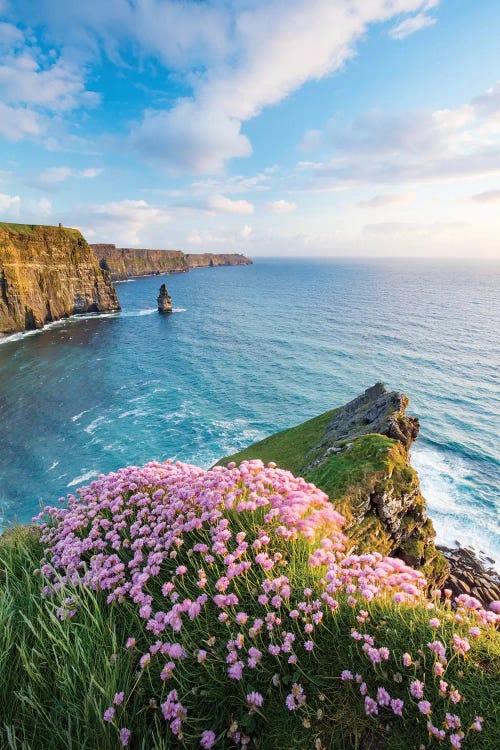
[157,283,173,313]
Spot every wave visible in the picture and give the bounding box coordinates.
[412,444,499,570]
[67,470,98,488]
[0,312,120,346]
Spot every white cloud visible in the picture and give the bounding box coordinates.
[75,199,171,246]
[206,194,254,214]
[7,1,440,171]
[125,0,438,173]
[28,166,103,189]
[0,102,42,141]
[0,21,99,143]
[471,189,500,204]
[0,192,21,215]
[388,12,437,40]
[358,192,414,208]
[296,81,500,189]
[240,225,253,239]
[265,199,297,213]
[298,129,322,153]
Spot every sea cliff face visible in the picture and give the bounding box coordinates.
[219,383,449,586]
[90,243,252,280]
[0,223,120,336]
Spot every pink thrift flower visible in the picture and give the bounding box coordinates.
[304,640,314,651]
[200,730,217,748]
[402,652,412,667]
[418,701,431,716]
[376,687,391,707]
[119,728,131,747]
[450,734,462,749]
[410,680,424,699]
[429,618,440,628]
[469,626,480,637]
[125,638,136,649]
[364,697,378,716]
[391,698,404,716]
[246,692,264,711]
[113,692,125,706]
[341,670,353,681]
[103,707,115,723]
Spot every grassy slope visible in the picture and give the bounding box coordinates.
[1,522,499,749]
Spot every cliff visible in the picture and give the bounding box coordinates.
[186,253,252,269]
[218,382,449,585]
[90,244,252,280]
[0,223,120,336]
[90,244,188,280]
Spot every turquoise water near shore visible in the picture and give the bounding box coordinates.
[0,259,499,565]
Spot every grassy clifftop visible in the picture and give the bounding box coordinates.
[218,384,448,584]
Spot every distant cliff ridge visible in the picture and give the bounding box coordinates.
[0,223,120,336]
[90,243,252,280]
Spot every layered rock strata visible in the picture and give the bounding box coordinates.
[0,223,120,336]
[91,244,252,280]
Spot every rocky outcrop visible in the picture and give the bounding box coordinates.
[219,383,449,586]
[0,223,120,336]
[439,545,500,606]
[90,244,252,280]
[157,283,172,313]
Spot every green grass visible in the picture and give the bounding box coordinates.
[219,408,337,477]
[1,524,499,749]
[0,222,82,239]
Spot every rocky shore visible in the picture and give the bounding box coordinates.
[90,243,252,280]
[0,223,120,336]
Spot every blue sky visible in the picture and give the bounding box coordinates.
[0,0,499,256]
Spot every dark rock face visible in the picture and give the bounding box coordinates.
[157,283,172,313]
[0,223,120,336]
[439,545,500,606]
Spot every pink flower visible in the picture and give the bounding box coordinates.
[119,728,131,747]
[125,637,136,649]
[376,687,391,707]
[103,707,115,723]
[246,692,264,712]
[429,618,440,628]
[200,730,217,748]
[450,734,462,749]
[304,640,314,651]
[364,697,378,716]
[391,698,404,716]
[418,701,431,716]
[410,680,424,699]
[469,626,480,638]
[471,716,483,732]
[402,653,412,667]
[341,670,353,681]
[113,692,125,706]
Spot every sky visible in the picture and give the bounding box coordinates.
[0,0,499,257]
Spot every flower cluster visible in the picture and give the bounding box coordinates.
[35,459,499,748]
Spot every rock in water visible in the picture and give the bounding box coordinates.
[157,283,173,313]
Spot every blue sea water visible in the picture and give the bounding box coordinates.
[0,259,499,566]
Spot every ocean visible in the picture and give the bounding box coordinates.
[0,259,499,566]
